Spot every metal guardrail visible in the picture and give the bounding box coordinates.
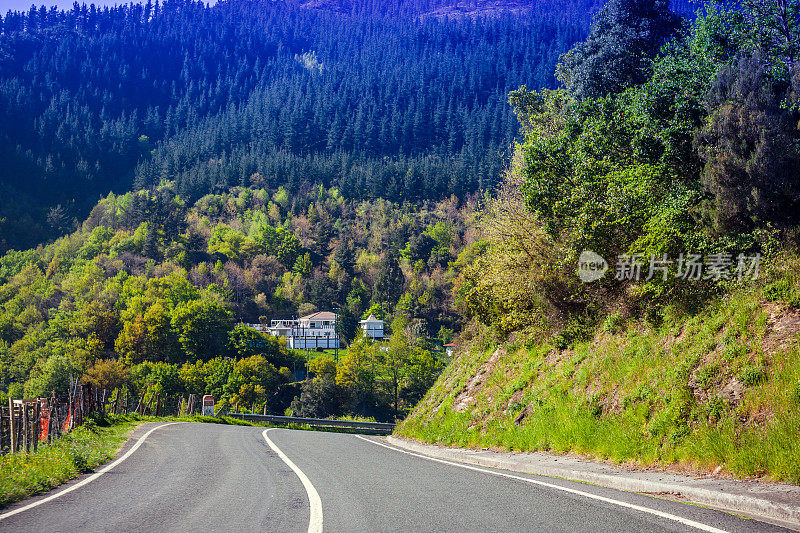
[221,413,396,435]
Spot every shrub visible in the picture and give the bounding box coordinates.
[738,365,767,386]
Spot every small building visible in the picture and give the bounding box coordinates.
[359,314,384,340]
[246,322,269,334]
[298,311,337,332]
[265,311,340,349]
[243,311,341,349]
[266,319,293,337]
[444,342,456,358]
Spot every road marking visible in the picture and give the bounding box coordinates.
[355,435,729,533]
[263,429,323,533]
[0,422,179,522]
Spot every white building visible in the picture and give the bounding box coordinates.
[246,322,270,334]
[359,314,384,340]
[444,342,455,358]
[262,311,340,349]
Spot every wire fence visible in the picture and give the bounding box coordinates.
[0,382,206,456]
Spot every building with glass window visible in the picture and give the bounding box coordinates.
[359,314,384,340]
[263,311,340,349]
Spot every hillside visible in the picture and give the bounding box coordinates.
[399,279,800,481]
[0,0,597,252]
[400,0,800,482]
[0,184,474,419]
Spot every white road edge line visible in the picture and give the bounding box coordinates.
[354,435,729,533]
[0,422,180,521]
[263,428,323,533]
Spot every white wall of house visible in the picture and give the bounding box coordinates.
[359,315,384,339]
[289,336,340,349]
[245,312,341,348]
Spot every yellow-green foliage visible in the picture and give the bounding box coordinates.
[400,287,800,482]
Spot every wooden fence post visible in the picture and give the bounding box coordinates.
[135,390,146,415]
[76,385,83,428]
[22,402,29,453]
[18,408,23,451]
[16,404,23,452]
[47,404,54,445]
[33,400,40,453]
[8,398,16,454]
[73,389,79,429]
[87,383,94,415]
[26,402,32,453]
[52,397,61,439]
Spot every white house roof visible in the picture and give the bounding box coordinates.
[360,314,383,324]
[299,311,336,321]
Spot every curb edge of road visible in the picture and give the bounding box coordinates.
[385,435,800,530]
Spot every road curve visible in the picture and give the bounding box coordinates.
[0,423,791,532]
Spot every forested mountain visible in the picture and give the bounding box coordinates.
[0,0,603,252]
[0,183,475,417]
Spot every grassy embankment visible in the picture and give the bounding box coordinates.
[399,266,800,482]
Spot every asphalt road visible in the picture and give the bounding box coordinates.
[0,423,793,532]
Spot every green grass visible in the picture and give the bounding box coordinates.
[335,414,378,422]
[0,413,145,508]
[399,282,800,483]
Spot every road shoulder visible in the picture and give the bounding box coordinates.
[386,435,800,530]
[0,421,174,515]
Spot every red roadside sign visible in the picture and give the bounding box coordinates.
[202,395,215,416]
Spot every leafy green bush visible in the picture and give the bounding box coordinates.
[762,279,800,307]
[602,312,624,334]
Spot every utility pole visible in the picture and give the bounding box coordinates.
[334,306,339,362]
[304,318,310,380]
[291,317,297,379]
